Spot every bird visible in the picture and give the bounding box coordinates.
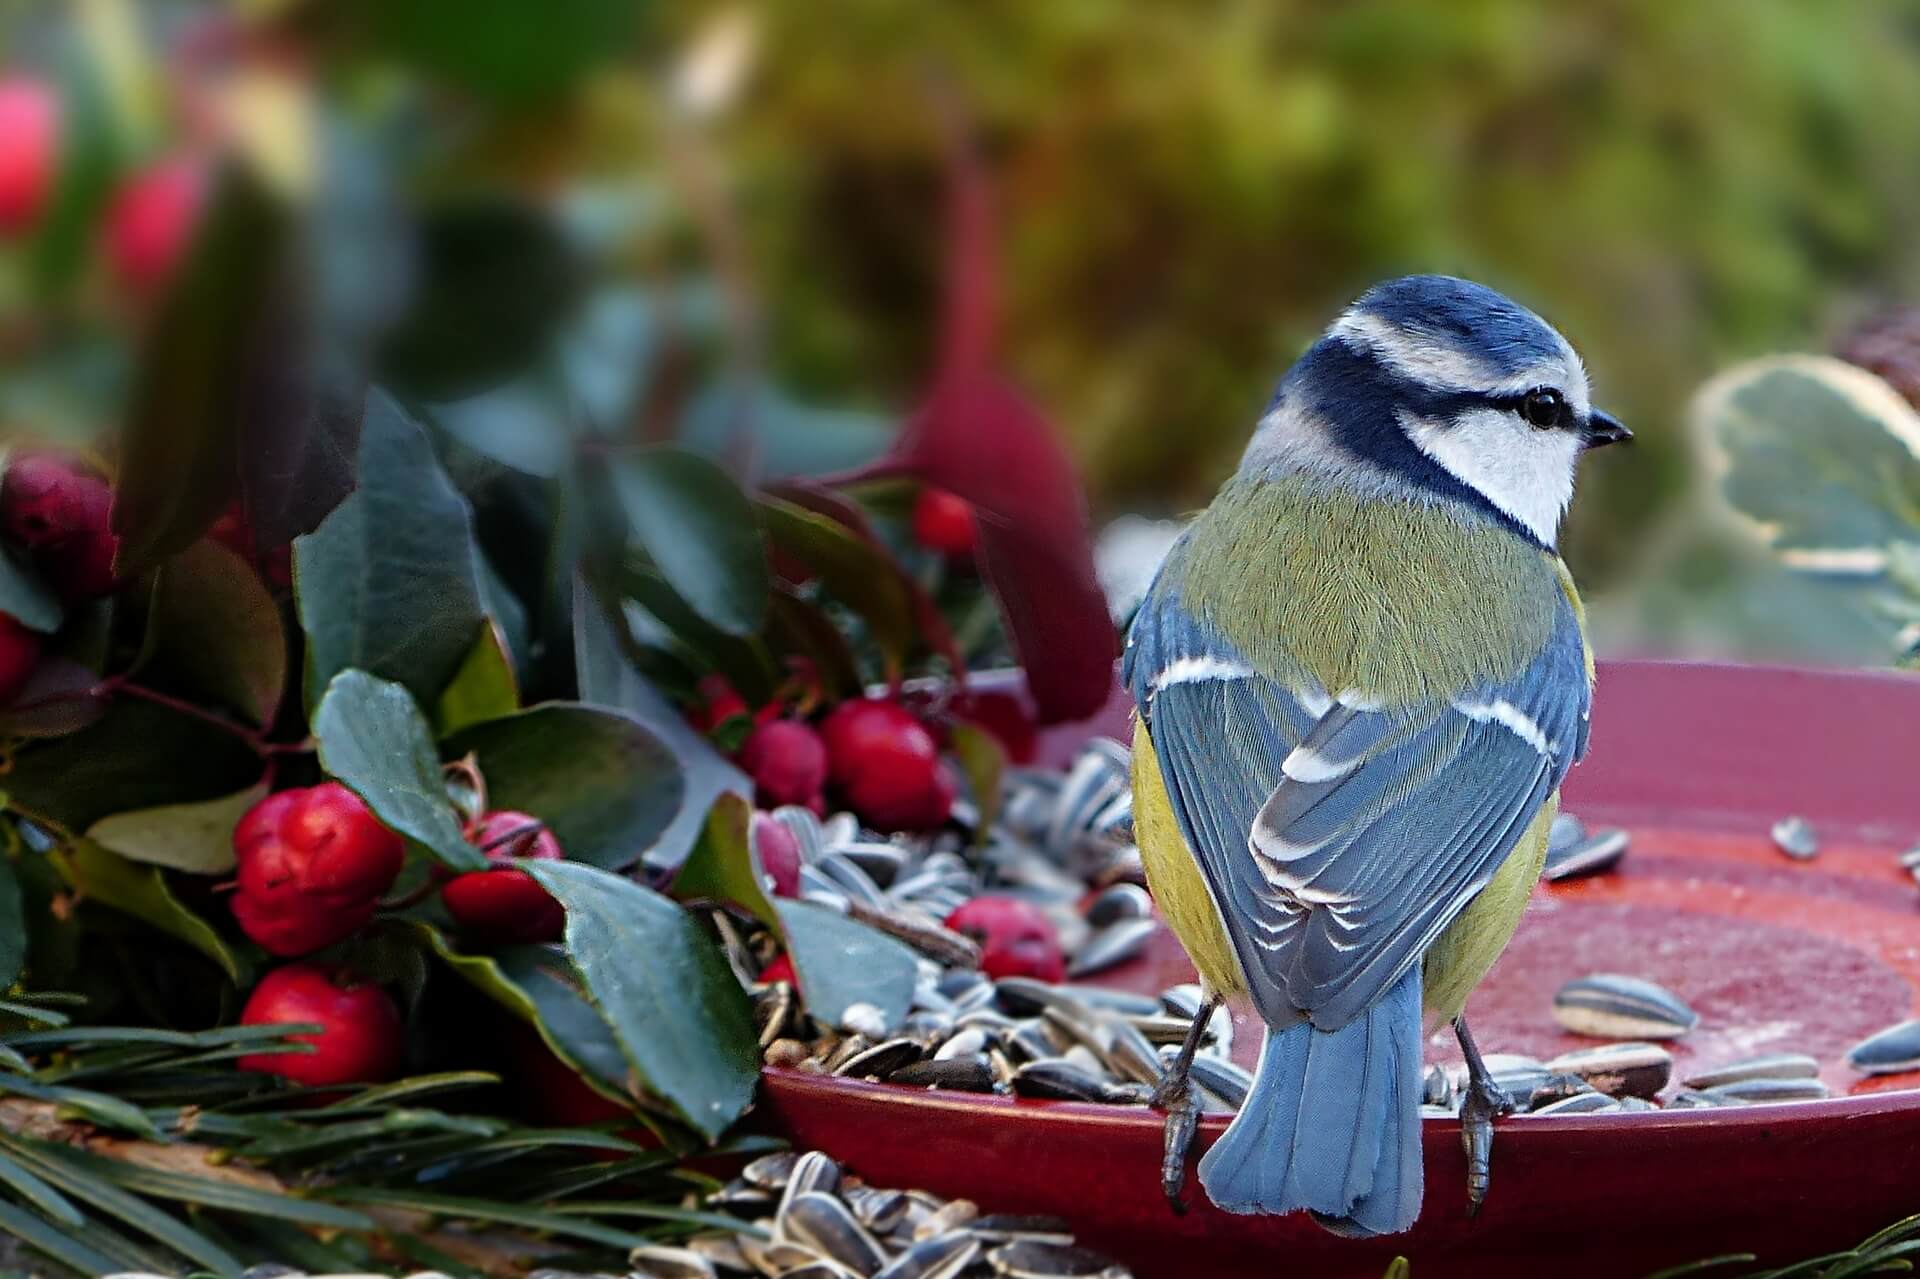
[1123,274,1628,1235]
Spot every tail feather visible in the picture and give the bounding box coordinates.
[1197,968,1423,1235]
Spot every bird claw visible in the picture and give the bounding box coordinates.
[1157,1080,1198,1214]
[1458,1074,1514,1216]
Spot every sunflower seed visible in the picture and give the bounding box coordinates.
[1069,986,1163,1018]
[1771,815,1818,861]
[1084,883,1155,927]
[1527,1072,1595,1108]
[835,1038,925,1080]
[889,1055,998,1093]
[1128,1014,1203,1046]
[1188,1054,1253,1111]
[1682,1053,1820,1089]
[987,1240,1131,1278]
[781,1264,864,1279]
[687,1232,754,1272]
[709,1179,775,1214]
[970,1215,1076,1245]
[839,842,909,887]
[1013,1058,1119,1102]
[1007,1020,1064,1064]
[1545,828,1630,882]
[912,1198,980,1241]
[1101,1018,1167,1087]
[1552,974,1698,1039]
[1701,1077,1831,1104]
[1545,1042,1673,1099]
[1548,812,1585,856]
[754,983,799,1048]
[1422,1063,1455,1109]
[1041,1004,1115,1058]
[873,1233,980,1279]
[765,1038,812,1069]
[841,1002,891,1039]
[1481,1053,1551,1106]
[1665,1089,1725,1109]
[1526,1092,1620,1116]
[1847,1019,1920,1074]
[1614,1095,1656,1112]
[774,1152,842,1223]
[1067,918,1156,979]
[629,1244,719,1279]
[935,1027,992,1060]
[1061,1045,1108,1077]
[743,1151,800,1189]
[1158,985,1207,1020]
[782,1192,889,1276]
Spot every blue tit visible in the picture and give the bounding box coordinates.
[1124,275,1628,1235]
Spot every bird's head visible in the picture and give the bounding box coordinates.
[1250,274,1629,548]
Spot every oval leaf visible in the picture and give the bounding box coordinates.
[614,447,769,637]
[0,546,62,634]
[295,392,486,708]
[669,793,775,930]
[433,621,520,735]
[149,541,288,727]
[1697,355,1920,571]
[312,670,483,872]
[440,703,683,871]
[52,841,248,983]
[525,861,758,1141]
[0,659,107,739]
[86,783,268,876]
[773,900,919,1035]
[759,497,917,672]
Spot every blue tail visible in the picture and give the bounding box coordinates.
[1197,968,1423,1235]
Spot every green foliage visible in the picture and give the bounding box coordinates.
[615,447,772,638]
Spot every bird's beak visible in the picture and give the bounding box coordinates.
[1583,409,1632,449]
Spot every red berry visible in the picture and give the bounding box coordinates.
[0,78,56,236]
[230,784,405,955]
[947,690,1038,765]
[846,759,955,833]
[688,674,749,735]
[758,953,797,987]
[440,810,567,944]
[105,157,203,298]
[820,697,954,831]
[912,487,976,557]
[230,891,374,958]
[1,454,120,601]
[738,718,828,809]
[751,811,801,898]
[236,964,404,1086]
[0,614,41,705]
[209,502,293,588]
[944,896,1065,982]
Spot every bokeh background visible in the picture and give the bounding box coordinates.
[8,0,1920,668]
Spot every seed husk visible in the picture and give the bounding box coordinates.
[774,1152,843,1224]
[1771,815,1819,861]
[782,1191,888,1276]
[1159,984,1207,1020]
[1007,1020,1063,1064]
[1701,1077,1831,1104]
[781,1264,864,1279]
[709,1179,775,1214]
[1526,1092,1619,1115]
[1544,827,1630,882]
[1846,1018,1920,1075]
[629,1244,719,1279]
[987,1240,1132,1278]
[1552,974,1698,1039]
[935,1027,992,1060]
[873,1233,980,1279]
[1665,1089,1724,1110]
[835,1038,925,1080]
[1544,1042,1673,1099]
[1421,1063,1455,1109]
[755,982,799,1047]
[1013,1058,1117,1103]
[743,1151,800,1189]
[1085,883,1155,927]
[1527,1072,1596,1108]
[1682,1053,1820,1090]
[1187,1055,1253,1112]
[687,1231,753,1272]
[1067,918,1155,978]
[911,1197,980,1242]
[766,1038,812,1069]
[1100,1018,1166,1088]
[845,1187,912,1235]
[889,1055,998,1093]
[970,1215,1076,1245]
[1481,1053,1551,1107]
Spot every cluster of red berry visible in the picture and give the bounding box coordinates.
[0,76,204,297]
[0,454,122,701]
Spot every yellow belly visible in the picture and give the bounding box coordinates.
[1131,714,1555,1018]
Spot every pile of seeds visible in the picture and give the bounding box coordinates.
[685,1149,1133,1279]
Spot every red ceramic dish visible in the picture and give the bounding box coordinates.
[759,661,1920,1278]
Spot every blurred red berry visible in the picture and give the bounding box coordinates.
[738,718,828,809]
[0,614,41,705]
[751,811,802,898]
[688,673,749,735]
[912,487,976,557]
[236,964,403,1086]
[944,896,1065,982]
[105,157,203,298]
[1,453,120,601]
[947,689,1038,765]
[820,697,955,831]
[440,810,566,944]
[230,783,405,955]
[758,953,797,986]
[848,760,956,833]
[0,78,56,236]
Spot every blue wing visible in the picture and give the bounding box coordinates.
[1124,552,1588,1031]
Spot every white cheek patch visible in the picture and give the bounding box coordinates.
[1401,407,1581,545]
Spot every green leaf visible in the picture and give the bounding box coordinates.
[614,447,770,637]
[0,697,263,832]
[415,924,636,1111]
[680,381,894,480]
[295,392,486,708]
[525,862,758,1140]
[759,497,917,671]
[50,841,248,983]
[0,1195,124,1276]
[1697,355,1920,571]
[48,1141,374,1230]
[0,1146,82,1227]
[0,1134,240,1274]
[765,588,861,700]
[948,721,1006,843]
[0,1076,160,1139]
[112,160,291,579]
[323,1185,649,1249]
[426,378,571,478]
[573,576,749,871]
[0,854,23,988]
[440,703,683,871]
[0,659,108,739]
[84,782,266,875]
[27,36,122,298]
[312,670,483,872]
[433,621,520,735]
[344,0,644,105]
[0,545,63,634]
[147,541,288,727]
[775,900,919,1035]
[671,794,775,930]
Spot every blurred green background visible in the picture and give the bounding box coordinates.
[9,0,1920,664]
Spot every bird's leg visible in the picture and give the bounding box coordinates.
[1150,993,1222,1214]
[1453,1013,1514,1216]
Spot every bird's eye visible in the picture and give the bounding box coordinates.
[1520,388,1564,429]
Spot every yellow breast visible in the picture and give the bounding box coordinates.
[1131,716,1246,997]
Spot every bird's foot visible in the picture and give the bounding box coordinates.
[1155,1079,1199,1214]
[1458,1072,1514,1216]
